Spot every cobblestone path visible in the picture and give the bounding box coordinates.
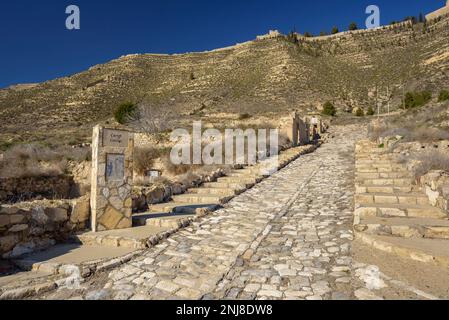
[54,123,362,301]
[43,124,433,300]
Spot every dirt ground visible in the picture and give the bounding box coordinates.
[353,240,449,300]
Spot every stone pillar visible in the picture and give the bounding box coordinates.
[282,112,300,147]
[91,126,134,232]
[298,118,310,146]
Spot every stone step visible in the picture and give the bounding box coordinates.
[202,182,249,189]
[356,172,413,179]
[355,204,448,220]
[357,167,409,173]
[355,192,429,206]
[149,202,218,214]
[355,156,398,166]
[357,178,414,187]
[133,212,194,228]
[217,176,260,184]
[355,217,449,239]
[189,187,237,196]
[356,185,416,194]
[356,233,449,268]
[171,194,231,204]
[226,171,261,178]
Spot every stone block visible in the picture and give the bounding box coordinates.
[375,195,398,204]
[98,206,124,230]
[31,207,49,225]
[9,214,25,224]
[354,207,378,218]
[70,195,91,224]
[355,194,374,204]
[0,215,10,228]
[45,207,68,223]
[8,224,29,233]
[391,226,420,238]
[0,234,19,253]
[0,206,20,215]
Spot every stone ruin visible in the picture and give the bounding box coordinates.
[283,111,311,147]
[426,0,449,21]
[91,126,134,232]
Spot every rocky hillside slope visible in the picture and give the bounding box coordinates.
[1,16,449,148]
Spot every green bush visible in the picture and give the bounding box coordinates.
[322,102,337,116]
[331,26,339,34]
[355,108,365,117]
[403,91,432,109]
[438,90,449,102]
[366,107,375,116]
[349,22,358,31]
[114,102,137,124]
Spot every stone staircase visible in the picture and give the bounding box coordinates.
[354,140,449,268]
[133,146,315,228]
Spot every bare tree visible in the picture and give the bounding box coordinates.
[128,103,175,134]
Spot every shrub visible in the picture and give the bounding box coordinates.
[403,91,432,109]
[438,90,449,102]
[414,150,449,179]
[304,32,313,37]
[114,102,137,124]
[355,108,365,117]
[322,101,337,116]
[366,107,375,116]
[133,146,164,175]
[331,26,339,34]
[238,113,252,120]
[349,22,358,31]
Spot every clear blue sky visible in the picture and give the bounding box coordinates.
[0,0,444,88]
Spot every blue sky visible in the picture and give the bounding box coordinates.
[0,0,444,88]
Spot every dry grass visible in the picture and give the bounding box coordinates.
[414,150,449,179]
[0,144,90,179]
[133,146,164,175]
[369,122,449,144]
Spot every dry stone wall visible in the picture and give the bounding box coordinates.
[0,195,90,259]
[420,170,449,214]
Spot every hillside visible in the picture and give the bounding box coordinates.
[1,16,449,148]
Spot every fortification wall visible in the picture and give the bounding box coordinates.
[426,1,449,21]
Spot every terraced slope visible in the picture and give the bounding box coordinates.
[1,16,449,147]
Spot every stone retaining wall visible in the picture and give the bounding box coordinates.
[132,168,229,212]
[0,175,74,203]
[420,170,449,214]
[0,196,90,259]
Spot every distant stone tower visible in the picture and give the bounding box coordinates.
[426,1,449,20]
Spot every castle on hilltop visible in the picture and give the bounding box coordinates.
[426,0,449,21]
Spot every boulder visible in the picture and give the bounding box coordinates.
[145,186,165,205]
[70,195,91,224]
[31,207,49,225]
